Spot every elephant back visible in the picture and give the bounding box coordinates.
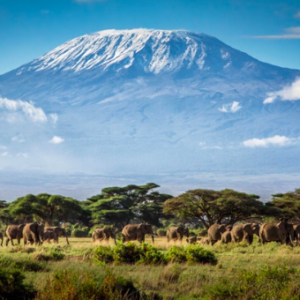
[122,224,138,239]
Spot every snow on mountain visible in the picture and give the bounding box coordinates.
[0,29,300,200]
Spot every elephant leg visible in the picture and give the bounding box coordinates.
[211,240,217,246]
[6,238,10,246]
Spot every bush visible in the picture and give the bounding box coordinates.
[94,245,114,264]
[166,245,217,265]
[205,265,299,299]
[36,269,144,300]
[94,243,167,265]
[186,245,217,265]
[0,256,47,272]
[165,246,187,263]
[113,242,142,264]
[0,268,36,300]
[34,248,65,261]
[137,243,167,265]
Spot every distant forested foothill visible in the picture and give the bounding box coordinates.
[1,183,299,237]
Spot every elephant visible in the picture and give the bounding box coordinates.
[44,227,69,244]
[166,226,189,243]
[293,224,300,245]
[5,224,26,246]
[0,232,3,246]
[221,231,232,244]
[231,223,260,245]
[43,230,58,243]
[122,223,154,243]
[208,224,230,245]
[186,236,197,244]
[23,222,44,246]
[259,218,294,245]
[92,227,116,245]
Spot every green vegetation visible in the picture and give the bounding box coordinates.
[86,183,172,227]
[2,185,300,298]
[2,238,300,299]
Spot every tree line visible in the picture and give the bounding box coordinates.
[1,183,299,233]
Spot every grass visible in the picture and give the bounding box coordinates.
[1,236,300,299]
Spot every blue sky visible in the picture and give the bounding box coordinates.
[0,0,300,75]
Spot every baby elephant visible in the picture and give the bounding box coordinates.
[186,236,197,244]
[221,231,232,244]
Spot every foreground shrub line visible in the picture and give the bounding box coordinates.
[94,243,217,265]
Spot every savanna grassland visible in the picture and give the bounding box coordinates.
[2,236,300,300]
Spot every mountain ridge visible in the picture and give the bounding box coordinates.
[0,29,299,201]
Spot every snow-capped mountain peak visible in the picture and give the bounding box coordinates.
[16,29,244,75]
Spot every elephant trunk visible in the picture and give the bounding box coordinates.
[65,235,70,245]
[151,234,155,244]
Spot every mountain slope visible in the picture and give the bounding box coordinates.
[0,29,299,200]
[0,29,298,105]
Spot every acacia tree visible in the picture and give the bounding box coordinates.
[0,200,13,225]
[163,188,269,228]
[266,189,300,220]
[86,183,172,227]
[7,193,90,226]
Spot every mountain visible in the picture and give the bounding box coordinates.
[0,29,300,200]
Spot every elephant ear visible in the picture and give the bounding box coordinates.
[138,224,146,233]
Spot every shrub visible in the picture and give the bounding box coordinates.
[205,265,300,299]
[166,245,217,265]
[113,242,142,264]
[0,257,47,272]
[94,245,114,264]
[34,248,65,261]
[186,245,217,265]
[137,243,167,265]
[94,243,167,265]
[165,246,187,263]
[0,268,36,300]
[36,269,144,300]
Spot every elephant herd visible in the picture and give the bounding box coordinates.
[1,222,69,246]
[207,218,300,246]
[93,223,155,244]
[2,219,299,248]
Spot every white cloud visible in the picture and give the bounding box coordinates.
[243,135,297,148]
[252,27,300,39]
[1,151,9,157]
[12,134,25,143]
[264,78,300,104]
[0,96,47,122]
[49,136,64,144]
[218,101,242,113]
[295,11,300,19]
